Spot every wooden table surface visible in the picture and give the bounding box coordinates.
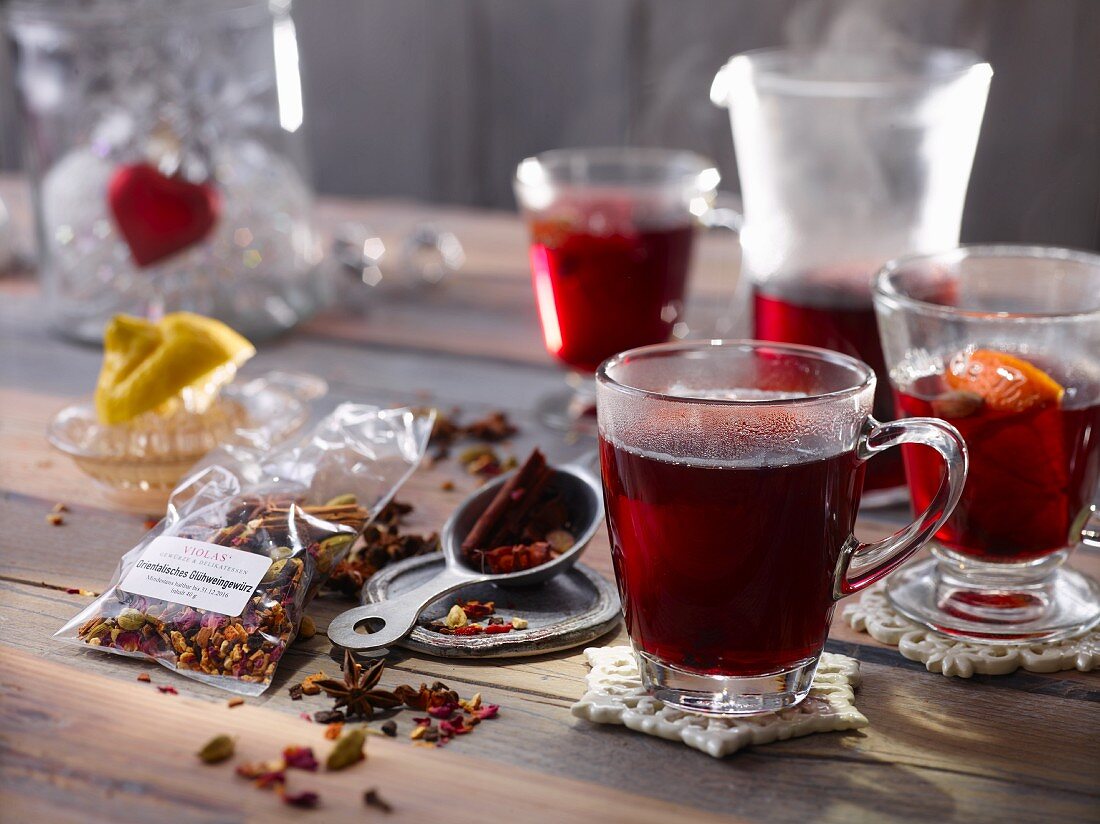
[0,177,1097,823]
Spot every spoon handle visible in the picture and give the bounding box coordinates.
[327,566,487,651]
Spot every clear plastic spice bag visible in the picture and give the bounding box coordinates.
[56,404,433,694]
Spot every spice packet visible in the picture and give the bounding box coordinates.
[56,404,433,695]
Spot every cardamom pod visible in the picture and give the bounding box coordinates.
[319,534,355,555]
[262,557,290,583]
[116,608,146,631]
[197,734,235,764]
[325,493,358,507]
[326,727,367,771]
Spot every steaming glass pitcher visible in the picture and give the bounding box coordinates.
[711,47,991,504]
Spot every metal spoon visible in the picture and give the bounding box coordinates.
[327,459,604,651]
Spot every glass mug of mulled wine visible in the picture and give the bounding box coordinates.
[596,340,967,714]
[874,246,1100,642]
[710,47,991,504]
[513,148,721,431]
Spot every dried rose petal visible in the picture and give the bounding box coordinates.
[280,789,320,808]
[254,770,287,790]
[427,704,456,719]
[282,745,319,772]
[477,704,500,720]
[157,685,178,695]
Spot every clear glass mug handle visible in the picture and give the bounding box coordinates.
[833,417,968,598]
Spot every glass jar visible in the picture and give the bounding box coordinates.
[5,0,325,342]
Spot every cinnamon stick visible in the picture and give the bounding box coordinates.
[461,449,552,552]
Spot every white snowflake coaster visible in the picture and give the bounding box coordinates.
[570,646,868,758]
[843,581,1100,678]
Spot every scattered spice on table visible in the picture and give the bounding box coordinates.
[324,722,344,740]
[279,788,320,808]
[197,734,235,764]
[46,512,65,526]
[228,697,245,708]
[326,727,367,771]
[157,685,178,695]
[424,407,519,461]
[380,720,397,737]
[315,650,401,720]
[458,444,518,479]
[52,502,69,513]
[282,745,319,771]
[365,788,394,813]
[296,614,316,641]
[142,516,160,530]
[394,681,499,746]
[136,672,151,682]
[313,709,345,724]
[326,500,440,598]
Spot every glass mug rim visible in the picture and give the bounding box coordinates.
[712,46,991,101]
[873,244,1100,323]
[514,147,720,194]
[596,339,875,409]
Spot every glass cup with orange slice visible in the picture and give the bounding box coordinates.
[873,246,1100,642]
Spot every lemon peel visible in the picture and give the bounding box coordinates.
[94,312,255,425]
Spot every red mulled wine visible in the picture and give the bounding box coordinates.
[599,436,865,676]
[753,286,903,492]
[528,222,695,373]
[895,371,1100,561]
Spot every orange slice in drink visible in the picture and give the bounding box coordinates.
[945,349,1064,412]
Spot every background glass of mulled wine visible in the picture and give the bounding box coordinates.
[596,340,966,715]
[513,148,720,431]
[711,46,992,504]
[875,246,1100,643]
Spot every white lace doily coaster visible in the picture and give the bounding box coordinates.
[570,646,867,758]
[843,581,1100,678]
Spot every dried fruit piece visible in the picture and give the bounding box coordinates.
[510,617,528,630]
[945,349,1064,413]
[326,728,367,771]
[545,529,575,552]
[136,673,151,683]
[297,615,317,641]
[280,788,320,808]
[46,513,65,526]
[228,697,245,708]
[444,604,468,628]
[198,734,235,764]
[299,671,328,696]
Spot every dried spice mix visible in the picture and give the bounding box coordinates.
[461,448,576,574]
[56,404,433,694]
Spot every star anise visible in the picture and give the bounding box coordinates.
[315,650,401,719]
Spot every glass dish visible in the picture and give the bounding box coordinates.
[48,371,326,491]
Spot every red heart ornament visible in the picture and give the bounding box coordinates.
[107,163,221,268]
